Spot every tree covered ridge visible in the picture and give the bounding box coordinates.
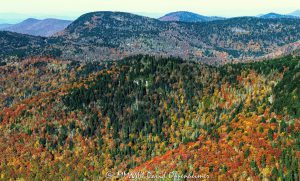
[3,13,300,64]
[0,55,299,180]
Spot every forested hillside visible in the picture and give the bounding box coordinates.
[0,31,46,61]
[0,55,299,180]
[2,12,300,64]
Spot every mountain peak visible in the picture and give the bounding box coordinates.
[163,11,204,17]
[64,11,158,35]
[22,18,40,23]
[260,12,298,19]
[2,18,72,37]
[159,11,224,22]
[73,11,154,22]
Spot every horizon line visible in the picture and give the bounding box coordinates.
[0,10,299,24]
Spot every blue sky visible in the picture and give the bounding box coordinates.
[0,0,299,23]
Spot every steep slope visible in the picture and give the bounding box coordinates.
[132,113,299,180]
[158,11,224,22]
[2,18,72,37]
[0,55,299,180]
[132,57,300,180]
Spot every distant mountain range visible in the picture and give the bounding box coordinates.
[1,11,300,64]
[158,11,300,23]
[1,11,300,37]
[289,10,300,17]
[158,11,225,22]
[259,13,299,19]
[0,24,12,29]
[0,13,76,24]
[0,18,72,37]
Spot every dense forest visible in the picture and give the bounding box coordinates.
[2,12,300,63]
[0,55,299,180]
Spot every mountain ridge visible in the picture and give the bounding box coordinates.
[0,23,12,29]
[289,10,300,17]
[158,11,225,22]
[48,12,300,63]
[0,18,72,37]
[2,11,300,64]
[260,12,299,19]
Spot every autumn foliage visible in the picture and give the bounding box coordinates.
[0,55,299,180]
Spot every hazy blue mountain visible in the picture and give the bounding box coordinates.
[0,24,13,29]
[158,11,225,22]
[135,12,164,18]
[260,13,298,19]
[1,18,72,37]
[289,10,300,17]
[0,13,76,24]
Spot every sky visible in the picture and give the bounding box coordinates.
[0,0,300,23]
